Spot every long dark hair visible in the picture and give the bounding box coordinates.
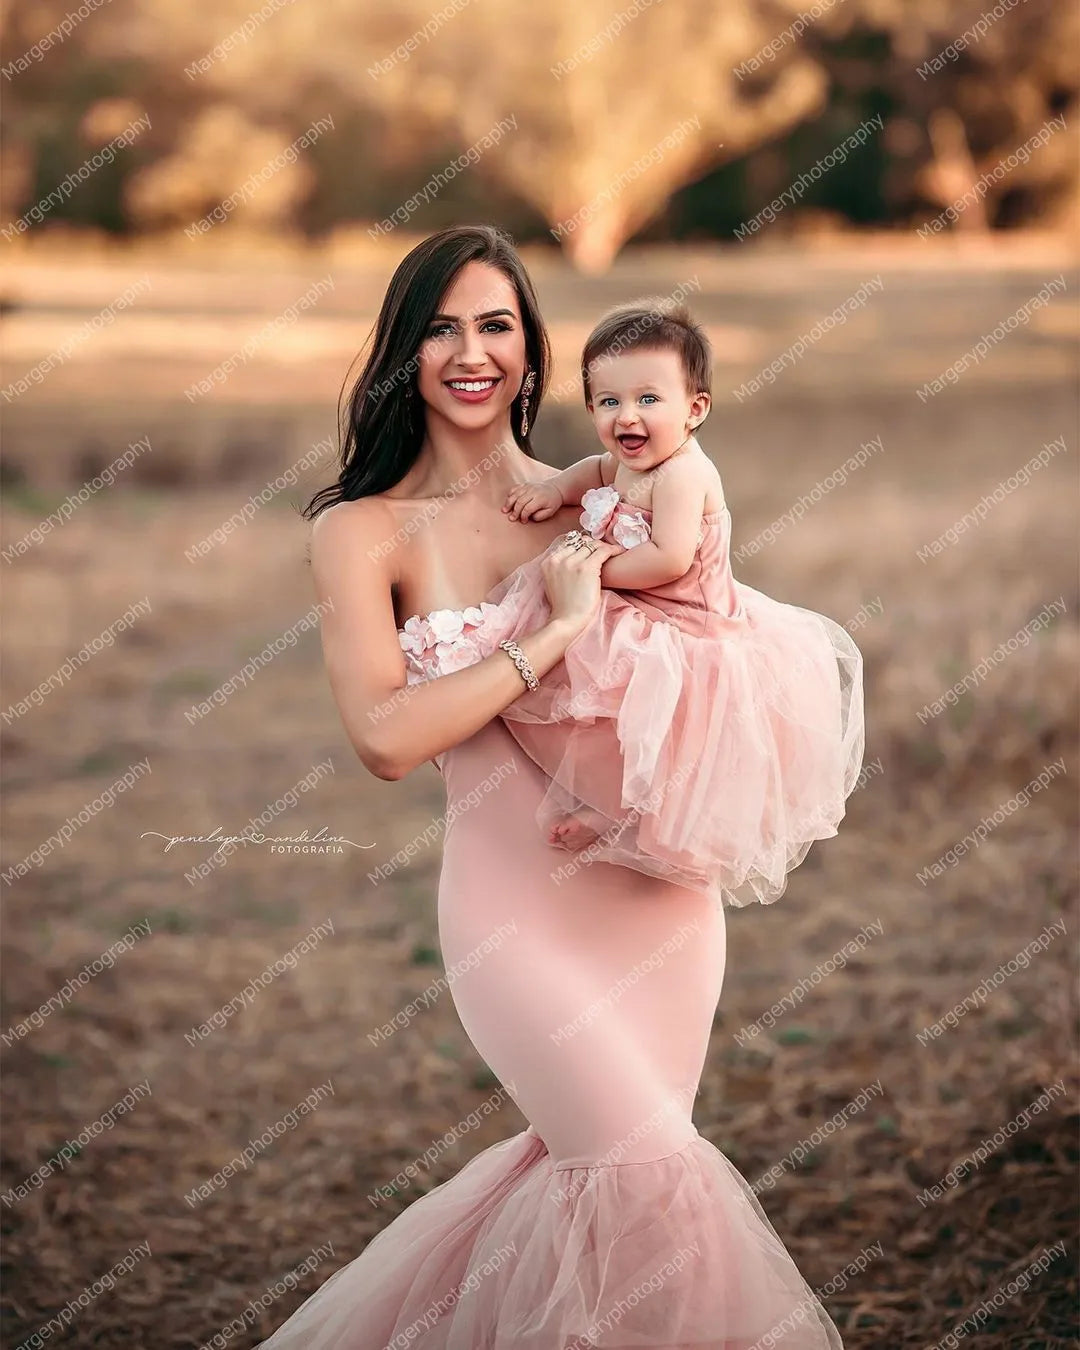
[303,225,552,519]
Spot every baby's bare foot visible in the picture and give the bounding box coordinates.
[547,815,602,852]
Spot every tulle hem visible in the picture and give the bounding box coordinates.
[257,1126,843,1349]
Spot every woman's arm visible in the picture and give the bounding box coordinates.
[312,500,618,780]
[600,454,708,590]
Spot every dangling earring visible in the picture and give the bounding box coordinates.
[519,370,536,437]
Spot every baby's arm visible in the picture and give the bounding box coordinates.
[600,454,708,590]
[503,455,607,521]
[551,454,609,506]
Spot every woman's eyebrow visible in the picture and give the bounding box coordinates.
[429,308,516,322]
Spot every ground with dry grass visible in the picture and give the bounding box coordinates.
[1,240,1077,1348]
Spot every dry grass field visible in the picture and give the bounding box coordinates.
[1,237,1077,1348]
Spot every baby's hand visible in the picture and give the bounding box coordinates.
[503,480,564,521]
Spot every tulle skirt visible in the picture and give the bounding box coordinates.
[256,1126,843,1348]
[486,559,865,906]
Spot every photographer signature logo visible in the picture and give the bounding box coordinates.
[141,826,374,855]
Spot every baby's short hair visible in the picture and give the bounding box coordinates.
[581,298,711,405]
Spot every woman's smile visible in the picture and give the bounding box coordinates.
[444,376,503,404]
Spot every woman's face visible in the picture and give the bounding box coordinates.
[416,261,528,436]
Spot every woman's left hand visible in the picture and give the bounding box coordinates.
[540,532,624,636]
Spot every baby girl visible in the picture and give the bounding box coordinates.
[489,299,865,907]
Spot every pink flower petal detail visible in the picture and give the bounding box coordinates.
[436,638,480,673]
[580,485,620,539]
[613,510,652,549]
[427,609,466,644]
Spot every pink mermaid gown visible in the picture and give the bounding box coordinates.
[255,555,848,1348]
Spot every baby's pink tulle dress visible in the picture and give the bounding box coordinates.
[401,485,865,906]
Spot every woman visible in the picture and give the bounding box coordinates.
[258,226,843,1348]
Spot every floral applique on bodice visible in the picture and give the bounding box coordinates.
[396,487,719,683]
[580,485,706,550]
[397,602,512,685]
[580,485,653,549]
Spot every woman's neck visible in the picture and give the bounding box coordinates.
[403,419,529,501]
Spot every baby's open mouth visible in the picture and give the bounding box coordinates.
[617,433,649,453]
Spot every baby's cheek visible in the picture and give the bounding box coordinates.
[594,416,618,443]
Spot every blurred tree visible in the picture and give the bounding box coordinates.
[0,0,1075,263]
[124,105,315,231]
[918,108,987,230]
[361,1,834,271]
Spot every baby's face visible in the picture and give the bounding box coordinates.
[586,347,701,472]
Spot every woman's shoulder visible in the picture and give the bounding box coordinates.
[310,495,402,569]
[526,457,568,481]
[311,494,398,533]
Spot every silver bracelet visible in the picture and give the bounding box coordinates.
[498,639,540,692]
